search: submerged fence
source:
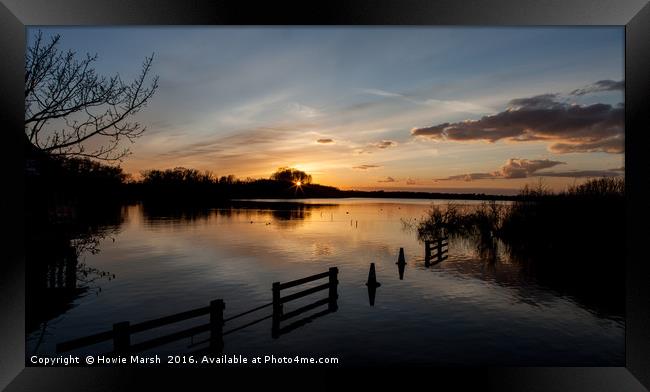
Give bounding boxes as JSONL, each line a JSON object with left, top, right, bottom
{"left": 56, "top": 268, "right": 339, "bottom": 355}
{"left": 425, "top": 237, "right": 449, "bottom": 266}
{"left": 272, "top": 267, "right": 339, "bottom": 338}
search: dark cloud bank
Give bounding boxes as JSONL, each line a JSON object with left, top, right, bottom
{"left": 412, "top": 83, "right": 624, "bottom": 154}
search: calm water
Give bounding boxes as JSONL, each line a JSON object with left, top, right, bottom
{"left": 26, "top": 198, "right": 624, "bottom": 366}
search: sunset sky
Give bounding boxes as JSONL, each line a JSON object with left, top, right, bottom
{"left": 29, "top": 27, "right": 624, "bottom": 194}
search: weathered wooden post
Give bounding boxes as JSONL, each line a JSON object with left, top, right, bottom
{"left": 272, "top": 282, "right": 282, "bottom": 339}
{"left": 328, "top": 267, "right": 339, "bottom": 312}
{"left": 437, "top": 238, "right": 443, "bottom": 263}
{"left": 425, "top": 240, "right": 431, "bottom": 263}
{"left": 209, "top": 299, "right": 225, "bottom": 353}
{"left": 113, "top": 321, "right": 130, "bottom": 354}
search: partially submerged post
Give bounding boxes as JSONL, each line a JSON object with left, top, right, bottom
{"left": 397, "top": 247, "right": 406, "bottom": 265}
{"left": 425, "top": 240, "right": 431, "bottom": 264}
{"left": 272, "top": 282, "right": 282, "bottom": 339}
{"left": 113, "top": 321, "right": 130, "bottom": 354}
{"left": 366, "top": 263, "right": 381, "bottom": 288}
{"left": 209, "top": 299, "right": 225, "bottom": 353}
{"left": 328, "top": 267, "right": 339, "bottom": 312}
{"left": 396, "top": 247, "right": 406, "bottom": 280}
{"left": 366, "top": 263, "right": 381, "bottom": 306}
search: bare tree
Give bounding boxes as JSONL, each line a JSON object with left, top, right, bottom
{"left": 25, "top": 30, "right": 159, "bottom": 161}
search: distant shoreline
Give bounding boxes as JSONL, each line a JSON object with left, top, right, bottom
{"left": 230, "top": 191, "right": 518, "bottom": 201}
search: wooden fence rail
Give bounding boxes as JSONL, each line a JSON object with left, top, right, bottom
{"left": 425, "top": 237, "right": 449, "bottom": 266}
{"left": 56, "top": 268, "right": 339, "bottom": 354}
{"left": 272, "top": 267, "right": 338, "bottom": 338}
{"left": 57, "top": 300, "right": 222, "bottom": 354}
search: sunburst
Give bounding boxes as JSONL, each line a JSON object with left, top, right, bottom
{"left": 291, "top": 180, "right": 304, "bottom": 194}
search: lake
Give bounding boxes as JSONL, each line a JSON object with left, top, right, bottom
{"left": 26, "top": 198, "right": 624, "bottom": 366}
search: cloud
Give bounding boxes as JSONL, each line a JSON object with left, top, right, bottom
{"left": 438, "top": 158, "right": 565, "bottom": 181}
{"left": 353, "top": 139, "right": 399, "bottom": 154}
{"left": 378, "top": 176, "right": 397, "bottom": 183}
{"left": 358, "top": 88, "right": 490, "bottom": 114}
{"left": 437, "top": 158, "right": 623, "bottom": 181}
{"left": 536, "top": 170, "right": 623, "bottom": 178}
{"left": 287, "top": 102, "right": 320, "bottom": 118}
{"left": 442, "top": 173, "right": 500, "bottom": 182}
{"left": 570, "top": 80, "right": 624, "bottom": 96}
{"left": 548, "top": 137, "right": 624, "bottom": 154}
{"left": 499, "top": 158, "right": 566, "bottom": 179}
{"left": 352, "top": 164, "right": 381, "bottom": 170}
{"left": 411, "top": 91, "right": 624, "bottom": 154}
{"left": 359, "top": 88, "right": 405, "bottom": 98}
{"left": 374, "top": 140, "right": 397, "bottom": 149}
{"left": 406, "top": 178, "right": 417, "bottom": 185}
{"left": 317, "top": 138, "right": 334, "bottom": 144}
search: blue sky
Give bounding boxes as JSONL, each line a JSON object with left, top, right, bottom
{"left": 28, "top": 27, "right": 624, "bottom": 192}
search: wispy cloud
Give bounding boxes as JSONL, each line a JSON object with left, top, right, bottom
{"left": 317, "top": 138, "right": 334, "bottom": 144}
{"left": 570, "top": 80, "right": 624, "bottom": 96}
{"left": 412, "top": 90, "right": 624, "bottom": 154}
{"left": 287, "top": 102, "right": 321, "bottom": 118}
{"left": 359, "top": 88, "right": 490, "bottom": 114}
{"left": 352, "top": 164, "right": 381, "bottom": 170}
{"left": 359, "top": 88, "right": 405, "bottom": 98}
{"left": 374, "top": 140, "right": 397, "bottom": 149}
{"left": 378, "top": 176, "right": 397, "bottom": 183}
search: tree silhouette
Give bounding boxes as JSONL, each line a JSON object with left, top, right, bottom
{"left": 24, "top": 30, "right": 159, "bottom": 161}
{"left": 270, "top": 167, "right": 312, "bottom": 184}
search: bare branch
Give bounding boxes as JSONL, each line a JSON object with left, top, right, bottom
{"left": 25, "top": 30, "right": 158, "bottom": 161}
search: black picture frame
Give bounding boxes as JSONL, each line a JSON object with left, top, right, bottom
{"left": 1, "top": 1, "right": 648, "bottom": 390}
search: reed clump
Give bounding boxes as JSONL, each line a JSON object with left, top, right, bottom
{"left": 415, "top": 177, "right": 625, "bottom": 315}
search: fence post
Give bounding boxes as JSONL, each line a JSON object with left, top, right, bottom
{"left": 328, "top": 267, "right": 339, "bottom": 312}
{"left": 272, "top": 282, "right": 282, "bottom": 339}
{"left": 437, "top": 239, "right": 443, "bottom": 262}
{"left": 113, "top": 321, "right": 130, "bottom": 354}
{"left": 425, "top": 240, "right": 431, "bottom": 265}
{"left": 209, "top": 299, "right": 225, "bottom": 353}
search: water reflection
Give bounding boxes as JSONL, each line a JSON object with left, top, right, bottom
{"left": 139, "top": 201, "right": 338, "bottom": 229}
{"left": 26, "top": 199, "right": 624, "bottom": 365}
{"left": 26, "top": 205, "right": 123, "bottom": 353}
